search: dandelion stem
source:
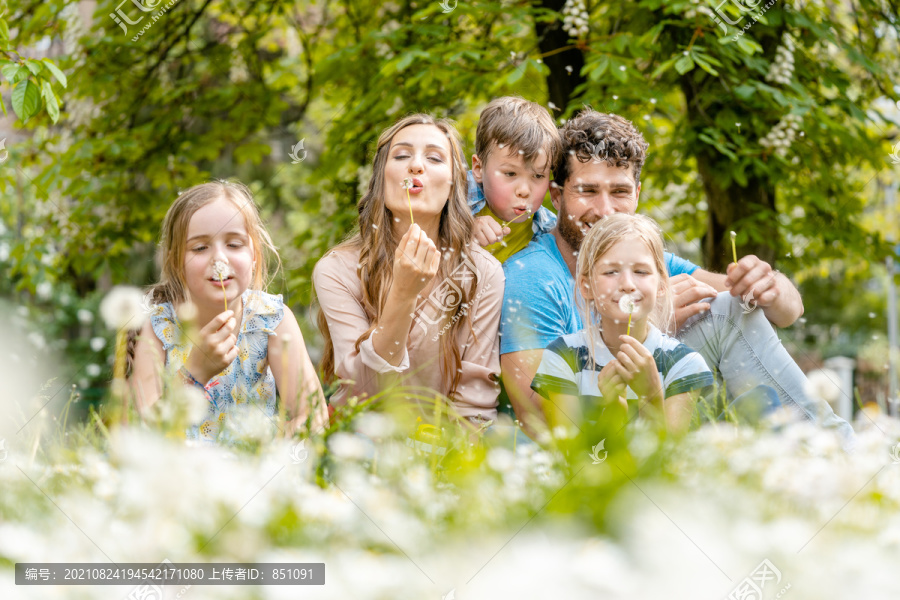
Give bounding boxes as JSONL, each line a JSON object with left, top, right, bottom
{"left": 218, "top": 273, "right": 228, "bottom": 313}
{"left": 501, "top": 209, "right": 532, "bottom": 228}
{"left": 730, "top": 231, "right": 738, "bottom": 265}
{"left": 407, "top": 188, "right": 415, "bottom": 225}
{"left": 626, "top": 313, "right": 632, "bottom": 337}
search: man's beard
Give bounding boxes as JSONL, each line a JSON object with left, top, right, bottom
{"left": 556, "top": 196, "right": 585, "bottom": 253}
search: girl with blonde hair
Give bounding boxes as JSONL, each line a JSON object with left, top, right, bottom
{"left": 531, "top": 213, "right": 713, "bottom": 434}
{"left": 130, "top": 180, "right": 327, "bottom": 441}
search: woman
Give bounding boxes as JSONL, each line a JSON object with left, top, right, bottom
{"left": 313, "top": 114, "right": 504, "bottom": 427}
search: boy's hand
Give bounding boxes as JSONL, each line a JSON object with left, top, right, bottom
{"left": 472, "top": 216, "right": 511, "bottom": 247}
{"left": 185, "top": 310, "right": 238, "bottom": 385}
{"left": 613, "top": 335, "right": 663, "bottom": 404}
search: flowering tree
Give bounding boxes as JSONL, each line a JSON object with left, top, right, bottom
{"left": 538, "top": 0, "right": 899, "bottom": 271}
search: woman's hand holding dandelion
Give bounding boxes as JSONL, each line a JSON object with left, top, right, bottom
{"left": 391, "top": 223, "right": 441, "bottom": 299}
{"left": 184, "top": 310, "right": 238, "bottom": 385}
{"left": 369, "top": 224, "right": 441, "bottom": 367}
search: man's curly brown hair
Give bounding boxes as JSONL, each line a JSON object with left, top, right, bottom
{"left": 553, "top": 110, "right": 649, "bottom": 187}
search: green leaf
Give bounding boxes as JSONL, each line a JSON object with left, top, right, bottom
{"left": 506, "top": 66, "right": 525, "bottom": 85}
{"left": 41, "top": 59, "right": 68, "bottom": 88}
{"left": 588, "top": 56, "right": 609, "bottom": 82}
{"left": 11, "top": 79, "right": 41, "bottom": 122}
{"left": 395, "top": 52, "right": 417, "bottom": 72}
{"left": 0, "top": 19, "right": 9, "bottom": 42}
{"left": 674, "top": 55, "right": 694, "bottom": 75}
{"left": 0, "top": 93, "right": 6, "bottom": 117}
{"left": 694, "top": 55, "right": 719, "bottom": 76}
{"left": 42, "top": 81, "right": 59, "bottom": 123}
{"left": 650, "top": 56, "right": 678, "bottom": 79}
{"left": 2, "top": 64, "right": 27, "bottom": 84}
{"left": 24, "top": 60, "right": 42, "bottom": 76}
{"left": 734, "top": 84, "right": 755, "bottom": 100}
{"left": 736, "top": 36, "right": 763, "bottom": 55}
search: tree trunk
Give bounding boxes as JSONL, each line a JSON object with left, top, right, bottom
{"left": 695, "top": 155, "right": 779, "bottom": 273}
{"left": 681, "top": 80, "right": 781, "bottom": 273}
{"left": 536, "top": 0, "right": 586, "bottom": 111}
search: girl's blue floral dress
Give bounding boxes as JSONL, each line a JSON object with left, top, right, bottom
{"left": 150, "top": 289, "right": 283, "bottom": 442}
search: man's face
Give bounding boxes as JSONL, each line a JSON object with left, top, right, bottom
{"left": 550, "top": 159, "right": 641, "bottom": 250}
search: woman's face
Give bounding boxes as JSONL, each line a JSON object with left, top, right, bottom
{"left": 383, "top": 124, "right": 454, "bottom": 222}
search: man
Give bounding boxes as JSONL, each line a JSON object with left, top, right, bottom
{"left": 500, "top": 110, "right": 853, "bottom": 446}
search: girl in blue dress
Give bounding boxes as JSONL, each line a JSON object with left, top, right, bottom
{"left": 129, "top": 181, "right": 326, "bottom": 442}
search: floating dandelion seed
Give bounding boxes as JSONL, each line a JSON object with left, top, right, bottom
{"left": 401, "top": 178, "right": 415, "bottom": 225}
{"left": 730, "top": 231, "right": 738, "bottom": 265}
{"left": 213, "top": 260, "right": 230, "bottom": 313}
{"left": 619, "top": 294, "right": 636, "bottom": 336}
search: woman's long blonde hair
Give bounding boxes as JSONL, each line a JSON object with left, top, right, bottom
{"left": 317, "top": 114, "right": 477, "bottom": 398}
{"left": 126, "top": 180, "right": 281, "bottom": 374}
{"left": 575, "top": 213, "right": 673, "bottom": 368}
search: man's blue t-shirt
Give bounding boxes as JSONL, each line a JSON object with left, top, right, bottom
{"left": 500, "top": 232, "right": 700, "bottom": 355}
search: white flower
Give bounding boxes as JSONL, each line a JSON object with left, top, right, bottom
{"left": 99, "top": 286, "right": 148, "bottom": 330}
{"left": 77, "top": 309, "right": 94, "bottom": 324}
{"left": 328, "top": 432, "right": 371, "bottom": 461}
{"left": 353, "top": 412, "right": 396, "bottom": 439}
{"left": 766, "top": 33, "right": 796, "bottom": 85}
{"left": 36, "top": 281, "right": 53, "bottom": 300}
{"left": 89, "top": 337, "right": 106, "bottom": 352}
{"left": 400, "top": 178, "right": 413, "bottom": 190}
{"left": 27, "top": 332, "right": 45, "bottom": 350}
{"left": 212, "top": 260, "right": 231, "bottom": 281}
{"left": 176, "top": 301, "right": 198, "bottom": 323}
{"left": 86, "top": 364, "right": 102, "bottom": 378}
{"left": 181, "top": 385, "right": 211, "bottom": 423}
{"left": 618, "top": 294, "right": 636, "bottom": 315}
{"left": 561, "top": 0, "right": 589, "bottom": 38}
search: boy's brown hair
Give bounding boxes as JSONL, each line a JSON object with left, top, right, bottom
{"left": 474, "top": 96, "right": 561, "bottom": 171}
{"left": 554, "top": 110, "right": 649, "bottom": 187}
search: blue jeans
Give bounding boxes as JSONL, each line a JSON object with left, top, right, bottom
{"left": 677, "top": 292, "right": 856, "bottom": 449}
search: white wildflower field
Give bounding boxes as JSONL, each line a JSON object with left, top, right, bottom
{"left": 4, "top": 329, "right": 900, "bottom": 600}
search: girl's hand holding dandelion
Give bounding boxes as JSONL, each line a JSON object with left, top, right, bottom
{"left": 183, "top": 310, "right": 239, "bottom": 386}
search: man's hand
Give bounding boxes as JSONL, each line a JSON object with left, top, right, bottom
{"left": 725, "top": 255, "right": 779, "bottom": 308}
{"left": 472, "top": 215, "right": 510, "bottom": 247}
{"left": 670, "top": 274, "right": 718, "bottom": 332}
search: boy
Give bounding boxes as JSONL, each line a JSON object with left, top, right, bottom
{"left": 468, "top": 96, "right": 562, "bottom": 263}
